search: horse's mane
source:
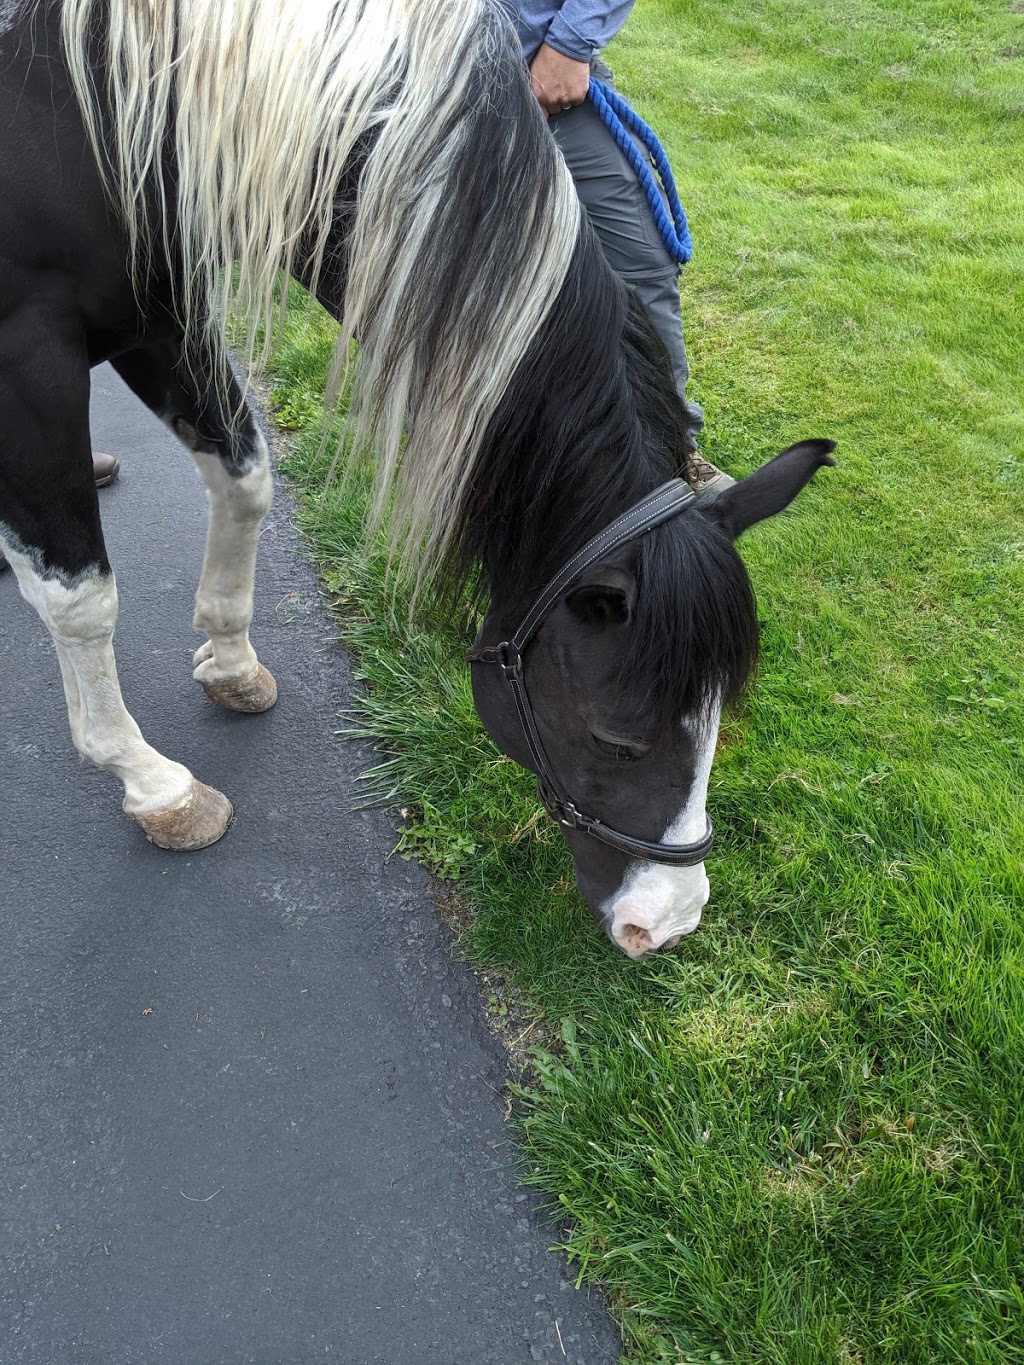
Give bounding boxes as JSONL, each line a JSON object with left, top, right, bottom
{"left": 48, "top": 0, "right": 580, "bottom": 579}
{"left": 455, "top": 225, "right": 760, "bottom": 726}
{"left": 45, "top": 0, "right": 756, "bottom": 721}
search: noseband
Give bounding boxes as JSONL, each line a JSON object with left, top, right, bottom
{"left": 469, "top": 479, "right": 715, "bottom": 867}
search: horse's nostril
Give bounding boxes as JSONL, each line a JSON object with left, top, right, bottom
{"left": 659, "top": 934, "right": 682, "bottom": 952}
{"left": 617, "top": 923, "right": 654, "bottom": 957}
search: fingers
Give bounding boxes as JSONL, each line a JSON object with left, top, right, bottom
{"left": 535, "top": 88, "right": 584, "bottom": 118}
{"left": 530, "top": 87, "right": 579, "bottom": 119}
{"left": 529, "top": 71, "right": 551, "bottom": 118}
{"left": 529, "top": 42, "right": 591, "bottom": 118}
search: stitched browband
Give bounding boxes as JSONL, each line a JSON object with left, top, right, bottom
{"left": 469, "top": 479, "right": 716, "bottom": 867}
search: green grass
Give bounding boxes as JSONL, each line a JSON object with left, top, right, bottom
{"left": 262, "top": 0, "right": 1024, "bottom": 1359}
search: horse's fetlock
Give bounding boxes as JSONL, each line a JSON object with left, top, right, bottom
{"left": 192, "top": 601, "right": 252, "bottom": 638}
{"left": 73, "top": 730, "right": 124, "bottom": 769}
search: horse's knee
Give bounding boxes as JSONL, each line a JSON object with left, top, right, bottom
{"left": 194, "top": 433, "right": 273, "bottom": 523}
{"left": 233, "top": 450, "right": 273, "bottom": 522}
{"left": 18, "top": 564, "right": 118, "bottom": 646}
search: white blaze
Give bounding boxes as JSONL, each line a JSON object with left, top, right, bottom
{"left": 604, "top": 709, "right": 721, "bottom": 959}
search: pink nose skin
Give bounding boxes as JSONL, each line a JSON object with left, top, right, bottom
{"left": 609, "top": 874, "right": 710, "bottom": 958}
{"left": 613, "top": 924, "right": 690, "bottom": 959}
{"left": 611, "top": 911, "right": 703, "bottom": 959}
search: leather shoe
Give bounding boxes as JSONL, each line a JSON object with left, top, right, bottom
{"left": 93, "top": 452, "right": 120, "bottom": 486}
{"left": 684, "top": 451, "right": 736, "bottom": 495}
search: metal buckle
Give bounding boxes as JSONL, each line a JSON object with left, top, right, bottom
{"left": 537, "top": 778, "right": 566, "bottom": 821}
{"left": 539, "top": 787, "right": 597, "bottom": 837}
{"left": 498, "top": 642, "right": 523, "bottom": 684}
{"left": 557, "top": 800, "right": 583, "bottom": 831}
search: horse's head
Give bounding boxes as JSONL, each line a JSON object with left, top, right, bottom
{"left": 472, "top": 439, "right": 834, "bottom": 958}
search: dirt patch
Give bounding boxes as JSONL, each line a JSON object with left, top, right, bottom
{"left": 254, "top": 372, "right": 557, "bottom": 1098}
{"left": 429, "top": 882, "right": 554, "bottom": 1087}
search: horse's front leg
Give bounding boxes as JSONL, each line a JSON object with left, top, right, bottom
{"left": 189, "top": 434, "right": 277, "bottom": 713}
{"left": 0, "top": 326, "right": 233, "bottom": 849}
{"left": 20, "top": 565, "right": 233, "bottom": 848}
{"left": 111, "top": 342, "right": 277, "bottom": 714}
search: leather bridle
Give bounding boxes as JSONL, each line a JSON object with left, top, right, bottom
{"left": 468, "top": 479, "right": 715, "bottom": 867}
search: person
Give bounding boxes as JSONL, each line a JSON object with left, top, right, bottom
{"left": 515, "top": 1, "right": 731, "bottom": 492}
{"left": 0, "top": 453, "right": 119, "bottom": 571}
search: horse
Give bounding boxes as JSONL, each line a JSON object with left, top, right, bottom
{"left": 0, "top": 0, "right": 833, "bottom": 958}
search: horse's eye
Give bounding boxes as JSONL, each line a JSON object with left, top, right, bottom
{"left": 591, "top": 733, "right": 649, "bottom": 762}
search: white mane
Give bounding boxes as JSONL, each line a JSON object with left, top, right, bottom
{"left": 54, "top": 0, "right": 580, "bottom": 577}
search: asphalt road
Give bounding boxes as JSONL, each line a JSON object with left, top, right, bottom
{"left": 0, "top": 366, "right": 621, "bottom": 1365}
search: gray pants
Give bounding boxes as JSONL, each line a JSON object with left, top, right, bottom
{"left": 550, "top": 85, "right": 702, "bottom": 433}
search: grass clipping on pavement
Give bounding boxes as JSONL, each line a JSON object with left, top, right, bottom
{"left": 262, "top": 0, "right": 1024, "bottom": 1359}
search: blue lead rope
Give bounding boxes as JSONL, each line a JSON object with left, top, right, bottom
{"left": 586, "top": 78, "right": 693, "bottom": 266}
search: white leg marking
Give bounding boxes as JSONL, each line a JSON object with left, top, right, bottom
{"left": 604, "top": 707, "right": 722, "bottom": 958}
{"left": 9, "top": 556, "right": 195, "bottom": 816}
{"left": 190, "top": 434, "right": 273, "bottom": 686}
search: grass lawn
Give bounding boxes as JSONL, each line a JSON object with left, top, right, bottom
{"left": 262, "top": 0, "right": 1024, "bottom": 1359}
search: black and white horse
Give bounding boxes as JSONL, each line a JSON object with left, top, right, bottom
{"left": 0, "top": 0, "right": 833, "bottom": 956}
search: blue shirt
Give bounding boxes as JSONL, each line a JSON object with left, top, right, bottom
{"left": 513, "top": 0, "right": 638, "bottom": 63}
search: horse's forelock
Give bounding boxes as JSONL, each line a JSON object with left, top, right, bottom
{"left": 453, "top": 244, "right": 759, "bottom": 727}
{"left": 630, "top": 514, "right": 759, "bottom": 730}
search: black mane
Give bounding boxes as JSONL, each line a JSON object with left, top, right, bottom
{"left": 452, "top": 223, "right": 759, "bottom": 728}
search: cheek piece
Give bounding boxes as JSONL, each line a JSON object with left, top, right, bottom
{"left": 468, "top": 479, "right": 714, "bottom": 868}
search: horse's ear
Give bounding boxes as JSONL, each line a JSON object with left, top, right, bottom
{"left": 564, "top": 565, "right": 635, "bottom": 627}
{"left": 705, "top": 439, "right": 836, "bottom": 540}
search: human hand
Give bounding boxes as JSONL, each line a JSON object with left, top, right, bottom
{"left": 528, "top": 42, "right": 591, "bottom": 118}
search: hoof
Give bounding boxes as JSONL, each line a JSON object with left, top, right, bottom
{"left": 135, "top": 780, "right": 234, "bottom": 851}
{"left": 201, "top": 663, "right": 278, "bottom": 714}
